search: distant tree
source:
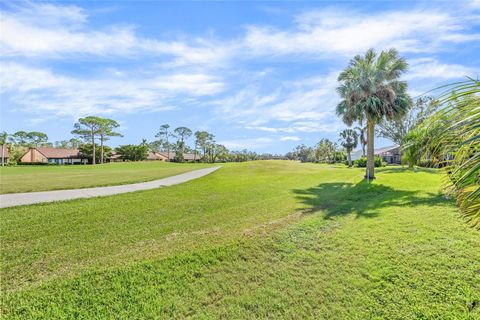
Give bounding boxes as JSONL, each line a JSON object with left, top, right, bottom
{"left": 55, "top": 138, "right": 82, "bottom": 149}
{"left": 339, "top": 129, "right": 358, "bottom": 167}
{"left": 315, "top": 139, "right": 336, "bottom": 163}
{"left": 69, "top": 138, "right": 82, "bottom": 149}
{"left": 377, "top": 96, "right": 437, "bottom": 147}
{"left": 27, "top": 132, "right": 49, "bottom": 146}
{"left": 194, "top": 131, "right": 214, "bottom": 162}
{"left": 173, "top": 127, "right": 192, "bottom": 162}
{"left": 295, "top": 144, "right": 315, "bottom": 163}
{"left": 208, "top": 144, "right": 228, "bottom": 163}
{"left": 115, "top": 143, "right": 148, "bottom": 161}
{"left": 98, "top": 118, "right": 122, "bottom": 164}
{"left": 336, "top": 48, "right": 411, "bottom": 179}
{"left": 173, "top": 127, "right": 192, "bottom": 144}
{"left": 155, "top": 124, "right": 172, "bottom": 160}
{"left": 79, "top": 144, "right": 112, "bottom": 164}
{"left": 71, "top": 116, "right": 103, "bottom": 165}
{"left": 11, "top": 131, "right": 29, "bottom": 146}
{"left": 54, "top": 140, "right": 70, "bottom": 148}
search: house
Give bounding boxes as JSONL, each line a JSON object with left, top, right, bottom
{"left": 106, "top": 151, "right": 122, "bottom": 162}
{"left": 0, "top": 145, "right": 10, "bottom": 165}
{"left": 20, "top": 147, "right": 88, "bottom": 164}
{"left": 350, "top": 145, "right": 402, "bottom": 164}
{"left": 146, "top": 151, "right": 169, "bottom": 161}
{"left": 375, "top": 145, "right": 401, "bottom": 164}
{"left": 157, "top": 152, "right": 201, "bottom": 162}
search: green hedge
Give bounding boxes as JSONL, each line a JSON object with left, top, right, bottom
{"left": 353, "top": 156, "right": 385, "bottom": 167}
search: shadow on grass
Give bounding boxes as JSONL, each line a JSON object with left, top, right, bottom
{"left": 293, "top": 180, "right": 450, "bottom": 220}
{"left": 376, "top": 166, "right": 439, "bottom": 174}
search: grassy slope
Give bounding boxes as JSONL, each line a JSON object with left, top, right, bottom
{"left": 1, "top": 161, "right": 479, "bottom": 319}
{"left": 0, "top": 161, "right": 213, "bottom": 194}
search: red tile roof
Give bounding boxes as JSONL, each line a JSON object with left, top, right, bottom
{"left": 36, "top": 147, "right": 83, "bottom": 159}
{"left": 147, "top": 151, "right": 168, "bottom": 160}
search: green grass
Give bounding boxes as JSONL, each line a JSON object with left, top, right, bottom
{"left": 1, "top": 161, "right": 479, "bottom": 319}
{"left": 0, "top": 161, "right": 213, "bottom": 194}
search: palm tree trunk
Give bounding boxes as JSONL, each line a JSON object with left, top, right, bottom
{"left": 366, "top": 120, "right": 375, "bottom": 179}
{"left": 100, "top": 135, "right": 104, "bottom": 164}
{"left": 91, "top": 131, "right": 96, "bottom": 165}
{"left": 1, "top": 145, "right": 4, "bottom": 166}
{"left": 194, "top": 142, "right": 197, "bottom": 162}
{"left": 167, "top": 136, "right": 170, "bottom": 162}
{"left": 348, "top": 150, "right": 352, "bottom": 167}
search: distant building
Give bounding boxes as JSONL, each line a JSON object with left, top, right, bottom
{"left": 375, "top": 145, "right": 401, "bottom": 164}
{"left": 350, "top": 145, "right": 401, "bottom": 165}
{"left": 20, "top": 147, "right": 88, "bottom": 165}
{"left": 146, "top": 151, "right": 169, "bottom": 161}
{"left": 157, "top": 152, "right": 201, "bottom": 162}
{"left": 106, "top": 151, "right": 199, "bottom": 162}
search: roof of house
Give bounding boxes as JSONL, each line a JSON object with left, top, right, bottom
{"left": 0, "top": 145, "right": 10, "bottom": 158}
{"left": 350, "top": 145, "right": 400, "bottom": 160}
{"left": 35, "top": 147, "right": 83, "bottom": 159}
{"left": 375, "top": 145, "right": 400, "bottom": 155}
{"left": 147, "top": 151, "right": 168, "bottom": 160}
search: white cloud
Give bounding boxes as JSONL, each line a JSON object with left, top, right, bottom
{"left": 405, "top": 58, "right": 478, "bottom": 80}
{"left": 243, "top": 8, "right": 480, "bottom": 57}
{"left": 213, "top": 72, "right": 342, "bottom": 133}
{"left": 217, "top": 137, "right": 273, "bottom": 150}
{"left": 279, "top": 136, "right": 301, "bottom": 141}
{"left": 0, "top": 2, "right": 231, "bottom": 67}
{"left": 0, "top": 63, "right": 223, "bottom": 118}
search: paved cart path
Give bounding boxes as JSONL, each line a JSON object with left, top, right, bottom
{"left": 0, "top": 166, "right": 220, "bottom": 209}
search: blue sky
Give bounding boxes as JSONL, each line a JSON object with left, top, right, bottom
{"left": 1, "top": 0, "right": 479, "bottom": 153}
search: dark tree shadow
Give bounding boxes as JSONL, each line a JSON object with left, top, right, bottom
{"left": 293, "top": 180, "right": 451, "bottom": 220}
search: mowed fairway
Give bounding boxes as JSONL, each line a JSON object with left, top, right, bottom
{"left": 0, "top": 161, "right": 214, "bottom": 194}
{"left": 1, "top": 161, "right": 479, "bottom": 319}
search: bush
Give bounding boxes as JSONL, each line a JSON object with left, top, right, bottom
{"left": 17, "top": 162, "right": 57, "bottom": 166}
{"left": 354, "top": 156, "right": 384, "bottom": 168}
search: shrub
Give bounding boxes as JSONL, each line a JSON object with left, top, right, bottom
{"left": 17, "top": 162, "right": 57, "bottom": 166}
{"left": 354, "top": 156, "right": 384, "bottom": 168}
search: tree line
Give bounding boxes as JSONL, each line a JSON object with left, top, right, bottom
{"left": 0, "top": 117, "right": 281, "bottom": 165}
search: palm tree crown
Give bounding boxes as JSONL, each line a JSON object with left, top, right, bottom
{"left": 336, "top": 48, "right": 412, "bottom": 179}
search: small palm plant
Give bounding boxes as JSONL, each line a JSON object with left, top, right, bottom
{"left": 339, "top": 129, "right": 358, "bottom": 167}
{"left": 336, "top": 48, "right": 412, "bottom": 179}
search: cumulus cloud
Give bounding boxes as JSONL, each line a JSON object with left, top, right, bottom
{"left": 279, "top": 136, "right": 301, "bottom": 141}
{"left": 0, "top": 2, "right": 231, "bottom": 67}
{"left": 405, "top": 58, "right": 478, "bottom": 80}
{"left": 217, "top": 137, "right": 273, "bottom": 150}
{"left": 0, "top": 63, "right": 223, "bottom": 119}
{"left": 244, "top": 8, "right": 480, "bottom": 57}
{"left": 1, "top": 1, "right": 479, "bottom": 147}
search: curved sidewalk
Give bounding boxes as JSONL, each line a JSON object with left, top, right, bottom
{"left": 0, "top": 166, "right": 220, "bottom": 209}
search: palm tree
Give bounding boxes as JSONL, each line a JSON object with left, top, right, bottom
{"left": 355, "top": 123, "right": 367, "bottom": 156}
{"left": 336, "top": 48, "right": 411, "bottom": 179}
{"left": 410, "top": 78, "right": 479, "bottom": 228}
{"left": 339, "top": 129, "right": 358, "bottom": 167}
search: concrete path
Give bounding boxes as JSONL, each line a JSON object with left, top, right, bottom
{"left": 0, "top": 166, "right": 220, "bottom": 209}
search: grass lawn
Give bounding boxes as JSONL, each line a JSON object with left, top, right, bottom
{"left": 0, "top": 161, "right": 214, "bottom": 194}
{"left": 1, "top": 161, "right": 479, "bottom": 319}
